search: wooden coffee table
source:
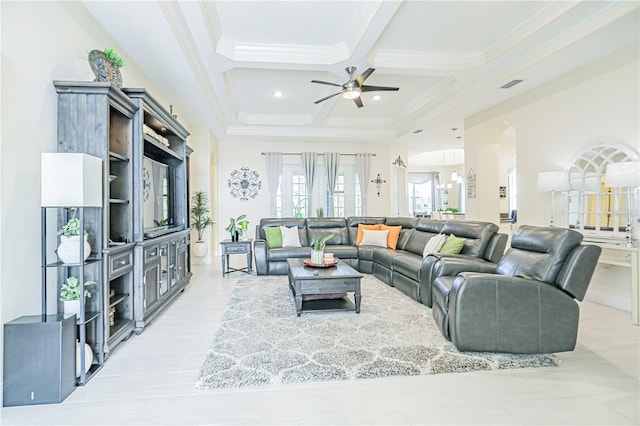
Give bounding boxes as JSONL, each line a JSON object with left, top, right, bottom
{"left": 286, "top": 258, "right": 363, "bottom": 316}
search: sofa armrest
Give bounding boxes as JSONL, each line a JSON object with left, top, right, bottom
{"left": 434, "top": 256, "right": 498, "bottom": 277}
{"left": 446, "top": 273, "right": 579, "bottom": 353}
{"left": 254, "top": 239, "right": 269, "bottom": 275}
{"left": 419, "top": 254, "right": 497, "bottom": 307}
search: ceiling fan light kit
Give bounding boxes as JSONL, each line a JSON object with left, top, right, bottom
{"left": 312, "top": 67, "right": 398, "bottom": 108}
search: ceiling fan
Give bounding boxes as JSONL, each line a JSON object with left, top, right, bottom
{"left": 311, "top": 67, "right": 399, "bottom": 108}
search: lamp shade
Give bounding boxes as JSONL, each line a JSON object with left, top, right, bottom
{"left": 41, "top": 153, "right": 103, "bottom": 207}
{"left": 605, "top": 161, "right": 640, "bottom": 188}
{"left": 537, "top": 171, "right": 570, "bottom": 192}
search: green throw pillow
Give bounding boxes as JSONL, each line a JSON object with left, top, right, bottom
{"left": 440, "top": 234, "right": 465, "bottom": 254}
{"left": 263, "top": 226, "right": 282, "bottom": 248}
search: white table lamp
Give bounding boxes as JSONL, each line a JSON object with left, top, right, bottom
{"left": 605, "top": 161, "right": 640, "bottom": 247}
{"left": 41, "top": 153, "right": 103, "bottom": 207}
{"left": 537, "top": 171, "right": 570, "bottom": 227}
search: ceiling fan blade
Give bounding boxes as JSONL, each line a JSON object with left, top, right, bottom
{"left": 311, "top": 80, "right": 342, "bottom": 87}
{"left": 314, "top": 92, "right": 341, "bottom": 104}
{"left": 361, "top": 85, "right": 399, "bottom": 92}
{"left": 353, "top": 97, "right": 364, "bottom": 108}
{"left": 355, "top": 68, "right": 375, "bottom": 85}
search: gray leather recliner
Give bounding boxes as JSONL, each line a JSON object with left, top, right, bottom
{"left": 432, "top": 225, "right": 602, "bottom": 354}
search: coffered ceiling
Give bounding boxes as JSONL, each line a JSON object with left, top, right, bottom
{"left": 81, "top": 1, "right": 639, "bottom": 164}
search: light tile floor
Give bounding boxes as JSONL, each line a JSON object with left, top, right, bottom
{"left": 2, "top": 259, "right": 639, "bottom": 425}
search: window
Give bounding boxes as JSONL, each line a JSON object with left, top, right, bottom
{"left": 408, "top": 173, "right": 435, "bottom": 216}
{"left": 278, "top": 162, "right": 362, "bottom": 218}
{"left": 567, "top": 145, "right": 638, "bottom": 235}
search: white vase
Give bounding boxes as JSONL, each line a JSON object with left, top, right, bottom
{"left": 63, "top": 300, "right": 80, "bottom": 319}
{"left": 311, "top": 250, "right": 324, "bottom": 265}
{"left": 193, "top": 241, "right": 208, "bottom": 258}
{"left": 76, "top": 341, "right": 93, "bottom": 377}
{"left": 57, "top": 235, "right": 91, "bottom": 264}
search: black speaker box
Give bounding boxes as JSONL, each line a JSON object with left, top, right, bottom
{"left": 3, "top": 315, "right": 76, "bottom": 406}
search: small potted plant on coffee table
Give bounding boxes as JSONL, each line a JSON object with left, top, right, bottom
{"left": 311, "top": 233, "right": 333, "bottom": 265}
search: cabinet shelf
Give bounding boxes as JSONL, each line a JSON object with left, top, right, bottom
{"left": 109, "top": 151, "right": 129, "bottom": 162}
{"left": 75, "top": 310, "right": 101, "bottom": 326}
{"left": 109, "top": 198, "right": 129, "bottom": 204}
{"left": 109, "top": 293, "right": 129, "bottom": 308}
{"left": 144, "top": 135, "right": 180, "bottom": 161}
{"left": 45, "top": 257, "right": 101, "bottom": 268}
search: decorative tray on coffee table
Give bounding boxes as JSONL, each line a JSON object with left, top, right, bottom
{"left": 303, "top": 258, "right": 337, "bottom": 268}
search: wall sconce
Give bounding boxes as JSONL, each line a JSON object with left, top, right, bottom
{"left": 371, "top": 173, "right": 386, "bottom": 197}
{"left": 392, "top": 156, "right": 406, "bottom": 168}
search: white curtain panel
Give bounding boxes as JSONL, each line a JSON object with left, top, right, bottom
{"left": 264, "top": 152, "right": 283, "bottom": 217}
{"left": 356, "top": 153, "right": 372, "bottom": 215}
{"left": 324, "top": 152, "right": 340, "bottom": 216}
{"left": 301, "top": 152, "right": 318, "bottom": 217}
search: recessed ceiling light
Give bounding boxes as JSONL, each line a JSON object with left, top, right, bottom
{"left": 274, "top": 91, "right": 283, "bottom": 98}
{"left": 373, "top": 95, "right": 381, "bottom": 101}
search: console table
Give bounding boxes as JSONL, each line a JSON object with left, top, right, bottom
{"left": 220, "top": 239, "right": 253, "bottom": 277}
{"left": 586, "top": 238, "right": 639, "bottom": 325}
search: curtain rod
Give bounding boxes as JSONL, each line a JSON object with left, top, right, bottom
{"left": 261, "top": 152, "right": 375, "bottom": 156}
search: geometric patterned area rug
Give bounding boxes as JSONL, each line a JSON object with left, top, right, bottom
{"left": 196, "top": 275, "right": 557, "bottom": 389}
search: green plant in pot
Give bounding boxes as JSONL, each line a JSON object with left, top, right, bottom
{"left": 60, "top": 276, "right": 96, "bottom": 319}
{"left": 190, "top": 191, "right": 213, "bottom": 257}
{"left": 310, "top": 233, "right": 334, "bottom": 265}
{"left": 225, "top": 214, "right": 246, "bottom": 241}
{"left": 57, "top": 212, "right": 91, "bottom": 264}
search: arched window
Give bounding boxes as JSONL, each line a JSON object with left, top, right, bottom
{"left": 567, "top": 145, "right": 638, "bottom": 235}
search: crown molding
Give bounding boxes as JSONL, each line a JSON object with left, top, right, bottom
{"left": 226, "top": 124, "right": 396, "bottom": 140}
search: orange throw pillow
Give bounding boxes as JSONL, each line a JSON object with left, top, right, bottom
{"left": 356, "top": 224, "right": 382, "bottom": 245}
{"left": 381, "top": 224, "right": 402, "bottom": 249}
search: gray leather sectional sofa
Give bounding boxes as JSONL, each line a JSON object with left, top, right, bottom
{"left": 254, "top": 216, "right": 507, "bottom": 306}
{"left": 254, "top": 217, "right": 603, "bottom": 355}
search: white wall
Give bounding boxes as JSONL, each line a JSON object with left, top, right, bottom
{"left": 215, "top": 140, "right": 393, "bottom": 255}
{"left": 466, "top": 45, "right": 639, "bottom": 228}
{"left": 464, "top": 44, "right": 639, "bottom": 311}
{"left": 188, "top": 127, "right": 217, "bottom": 264}
{"left": 0, "top": 2, "right": 193, "bottom": 396}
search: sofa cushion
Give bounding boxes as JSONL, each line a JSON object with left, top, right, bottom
{"left": 441, "top": 220, "right": 498, "bottom": 257}
{"left": 372, "top": 247, "right": 398, "bottom": 268}
{"left": 423, "top": 234, "right": 447, "bottom": 257}
{"left": 404, "top": 229, "right": 438, "bottom": 256}
{"left": 306, "top": 218, "right": 349, "bottom": 246}
{"left": 380, "top": 224, "right": 402, "bottom": 249}
{"left": 258, "top": 218, "right": 308, "bottom": 246}
{"left": 281, "top": 226, "right": 302, "bottom": 247}
{"left": 325, "top": 245, "right": 359, "bottom": 259}
{"left": 440, "top": 234, "right": 465, "bottom": 254}
{"left": 356, "top": 245, "right": 381, "bottom": 261}
{"left": 263, "top": 226, "right": 282, "bottom": 248}
{"left": 268, "top": 247, "right": 311, "bottom": 261}
{"left": 360, "top": 229, "right": 389, "bottom": 247}
{"left": 384, "top": 217, "right": 419, "bottom": 250}
{"left": 496, "top": 225, "right": 583, "bottom": 283}
{"left": 392, "top": 252, "right": 423, "bottom": 281}
{"left": 356, "top": 224, "right": 382, "bottom": 245}
{"left": 347, "top": 217, "right": 386, "bottom": 245}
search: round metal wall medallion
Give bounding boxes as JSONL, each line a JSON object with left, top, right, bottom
{"left": 228, "top": 167, "right": 261, "bottom": 201}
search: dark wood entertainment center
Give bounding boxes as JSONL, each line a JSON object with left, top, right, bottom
{"left": 53, "top": 81, "right": 192, "bottom": 363}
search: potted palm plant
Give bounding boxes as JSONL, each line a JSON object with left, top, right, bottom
{"left": 57, "top": 210, "right": 91, "bottom": 264}
{"left": 190, "top": 191, "right": 213, "bottom": 257}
